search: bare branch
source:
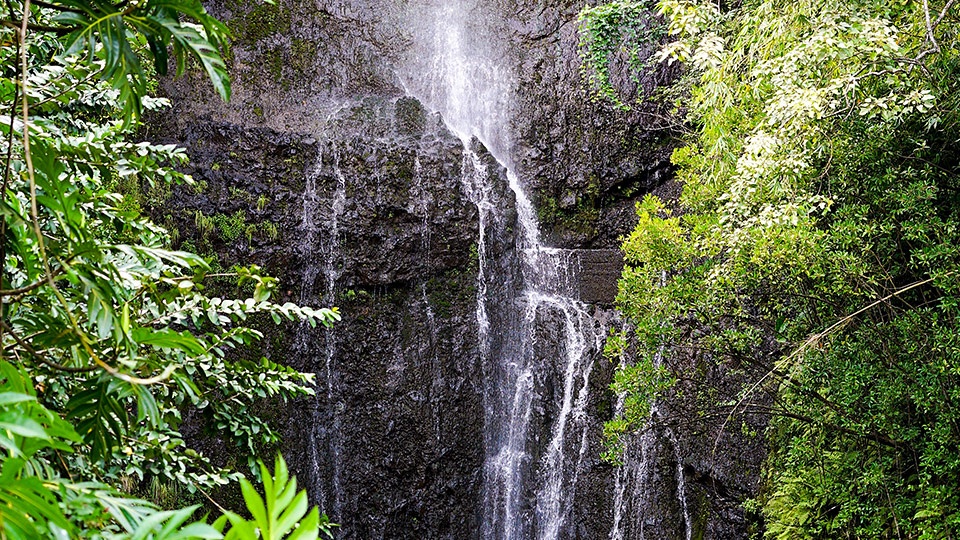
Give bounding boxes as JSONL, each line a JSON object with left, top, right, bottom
{"left": 923, "top": 0, "right": 939, "bottom": 53}
{"left": 915, "top": 0, "right": 956, "bottom": 63}
{"left": 1, "top": 18, "right": 73, "bottom": 33}
{"left": 0, "top": 268, "right": 64, "bottom": 297}
{"left": 934, "top": 0, "right": 958, "bottom": 29}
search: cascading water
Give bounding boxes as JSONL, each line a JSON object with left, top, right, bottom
{"left": 609, "top": 392, "right": 631, "bottom": 540}
{"left": 606, "top": 388, "right": 695, "bottom": 540}
{"left": 399, "top": 2, "right": 611, "bottom": 538}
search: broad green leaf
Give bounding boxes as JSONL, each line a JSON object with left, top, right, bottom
{"left": 239, "top": 478, "right": 268, "bottom": 530}
{"left": 132, "top": 327, "right": 207, "bottom": 354}
{"left": 286, "top": 508, "right": 321, "bottom": 540}
{"left": 0, "top": 416, "right": 50, "bottom": 440}
{"left": 0, "top": 393, "right": 36, "bottom": 407}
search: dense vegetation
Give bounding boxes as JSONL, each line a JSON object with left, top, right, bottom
{"left": 0, "top": 0, "right": 337, "bottom": 536}
{"left": 582, "top": 0, "right": 960, "bottom": 537}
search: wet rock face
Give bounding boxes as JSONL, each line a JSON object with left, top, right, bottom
{"left": 607, "top": 344, "right": 770, "bottom": 540}
{"left": 502, "top": 0, "right": 680, "bottom": 248}
{"left": 151, "top": 0, "right": 761, "bottom": 539}
{"left": 151, "top": 64, "right": 489, "bottom": 537}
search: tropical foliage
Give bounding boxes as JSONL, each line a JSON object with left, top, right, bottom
{"left": 583, "top": 0, "right": 960, "bottom": 537}
{"left": 0, "top": 0, "right": 338, "bottom": 536}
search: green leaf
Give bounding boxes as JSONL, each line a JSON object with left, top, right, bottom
{"left": 0, "top": 393, "right": 37, "bottom": 407}
{"left": 150, "top": 16, "right": 231, "bottom": 101}
{"left": 66, "top": 378, "right": 130, "bottom": 460}
{"left": 133, "top": 327, "right": 207, "bottom": 355}
{"left": 286, "top": 509, "right": 320, "bottom": 540}
{"left": 0, "top": 477, "right": 74, "bottom": 537}
{"left": 0, "top": 416, "right": 50, "bottom": 440}
{"left": 239, "top": 478, "right": 268, "bottom": 531}
{"left": 275, "top": 490, "right": 308, "bottom": 538}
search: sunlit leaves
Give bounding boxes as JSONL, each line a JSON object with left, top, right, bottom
{"left": 590, "top": 0, "right": 960, "bottom": 535}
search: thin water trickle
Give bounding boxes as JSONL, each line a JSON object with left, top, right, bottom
{"left": 609, "top": 392, "right": 630, "bottom": 540}
{"left": 669, "top": 427, "right": 694, "bottom": 540}
{"left": 607, "top": 271, "right": 692, "bottom": 540}
{"left": 459, "top": 151, "right": 492, "bottom": 357}
{"left": 323, "top": 157, "right": 347, "bottom": 520}
{"left": 299, "top": 154, "right": 326, "bottom": 510}
{"left": 300, "top": 148, "right": 348, "bottom": 521}
{"left": 532, "top": 293, "right": 591, "bottom": 540}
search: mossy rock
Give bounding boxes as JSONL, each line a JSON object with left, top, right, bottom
{"left": 395, "top": 97, "right": 427, "bottom": 137}
{"left": 228, "top": 3, "right": 291, "bottom": 44}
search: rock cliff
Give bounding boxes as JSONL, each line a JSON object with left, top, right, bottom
{"left": 147, "top": 1, "right": 762, "bottom": 538}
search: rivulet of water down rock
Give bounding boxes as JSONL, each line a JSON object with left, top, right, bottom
{"left": 298, "top": 146, "right": 348, "bottom": 520}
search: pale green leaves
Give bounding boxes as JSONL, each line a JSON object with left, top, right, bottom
{"left": 653, "top": 0, "right": 720, "bottom": 63}
{"left": 622, "top": 194, "right": 690, "bottom": 269}
{"left": 602, "top": 0, "right": 960, "bottom": 536}
{"left": 159, "top": 19, "right": 231, "bottom": 101}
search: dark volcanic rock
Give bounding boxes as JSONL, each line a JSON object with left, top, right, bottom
{"left": 575, "top": 249, "right": 623, "bottom": 304}
{"left": 151, "top": 61, "right": 488, "bottom": 537}
{"left": 505, "top": 1, "right": 681, "bottom": 248}
{"left": 149, "top": 0, "right": 762, "bottom": 539}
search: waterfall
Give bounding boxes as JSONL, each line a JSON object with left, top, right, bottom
{"left": 669, "top": 428, "right": 694, "bottom": 540}
{"left": 398, "top": 2, "right": 611, "bottom": 538}
{"left": 607, "top": 394, "right": 694, "bottom": 540}
{"left": 532, "top": 293, "right": 602, "bottom": 540}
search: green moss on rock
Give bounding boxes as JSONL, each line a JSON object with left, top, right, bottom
{"left": 229, "top": 3, "right": 291, "bottom": 44}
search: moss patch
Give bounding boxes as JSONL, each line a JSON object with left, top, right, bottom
{"left": 228, "top": 3, "right": 291, "bottom": 44}
{"left": 290, "top": 38, "right": 318, "bottom": 73}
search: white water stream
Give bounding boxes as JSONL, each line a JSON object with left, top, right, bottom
{"left": 399, "top": 2, "right": 610, "bottom": 538}
{"left": 607, "top": 276, "right": 694, "bottom": 540}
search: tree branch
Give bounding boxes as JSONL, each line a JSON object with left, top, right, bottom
{"left": 1, "top": 18, "right": 73, "bottom": 33}
{"left": 915, "top": 0, "right": 956, "bottom": 62}
{"left": 736, "top": 403, "right": 904, "bottom": 449}
{"left": 0, "top": 268, "right": 64, "bottom": 297}
{"left": 0, "top": 319, "right": 97, "bottom": 373}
